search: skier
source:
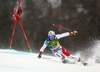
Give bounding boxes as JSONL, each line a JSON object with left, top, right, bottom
{"left": 13, "top": 6, "right": 22, "bottom": 21}
{"left": 38, "top": 30, "right": 87, "bottom": 65}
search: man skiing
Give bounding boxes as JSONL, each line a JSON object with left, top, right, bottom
{"left": 38, "top": 30, "right": 87, "bottom": 65}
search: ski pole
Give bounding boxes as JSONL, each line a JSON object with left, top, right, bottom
{"left": 41, "top": 57, "right": 51, "bottom": 59}
{"left": 9, "top": 21, "right": 17, "bottom": 50}
{"left": 53, "top": 24, "right": 71, "bottom": 31}
{"left": 19, "top": 20, "right": 32, "bottom": 53}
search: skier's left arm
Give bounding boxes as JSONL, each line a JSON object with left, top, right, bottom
{"left": 56, "top": 31, "right": 78, "bottom": 39}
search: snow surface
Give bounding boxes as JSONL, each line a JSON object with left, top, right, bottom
{"left": 0, "top": 49, "right": 100, "bottom": 72}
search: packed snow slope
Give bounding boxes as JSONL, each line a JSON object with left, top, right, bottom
{"left": 0, "top": 49, "right": 100, "bottom": 72}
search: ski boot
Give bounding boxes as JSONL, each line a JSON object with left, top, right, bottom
{"left": 61, "top": 57, "right": 67, "bottom": 63}
{"left": 78, "top": 58, "right": 88, "bottom": 66}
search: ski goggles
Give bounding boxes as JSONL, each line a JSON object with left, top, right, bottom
{"left": 49, "top": 35, "right": 55, "bottom": 39}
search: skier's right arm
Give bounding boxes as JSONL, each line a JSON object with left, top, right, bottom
{"left": 38, "top": 41, "right": 47, "bottom": 58}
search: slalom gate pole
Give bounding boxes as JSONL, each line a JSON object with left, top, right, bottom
{"left": 9, "top": 21, "right": 17, "bottom": 50}
{"left": 53, "top": 24, "right": 71, "bottom": 31}
{"left": 19, "top": 20, "right": 32, "bottom": 53}
{"left": 19, "top": 0, "right": 21, "bottom": 6}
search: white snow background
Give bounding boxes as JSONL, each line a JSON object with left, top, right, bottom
{"left": 0, "top": 40, "right": 100, "bottom": 72}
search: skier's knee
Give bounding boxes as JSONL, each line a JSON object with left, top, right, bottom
{"left": 53, "top": 52, "right": 62, "bottom": 58}
{"left": 62, "top": 46, "right": 71, "bottom": 56}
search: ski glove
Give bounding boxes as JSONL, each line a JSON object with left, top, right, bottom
{"left": 38, "top": 53, "right": 42, "bottom": 58}
{"left": 71, "top": 31, "right": 78, "bottom": 35}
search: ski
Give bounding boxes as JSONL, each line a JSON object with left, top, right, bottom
{"left": 41, "top": 57, "right": 76, "bottom": 64}
{"left": 79, "top": 58, "right": 88, "bottom": 66}
{"left": 41, "top": 56, "right": 87, "bottom": 66}
{"left": 41, "top": 57, "right": 51, "bottom": 59}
